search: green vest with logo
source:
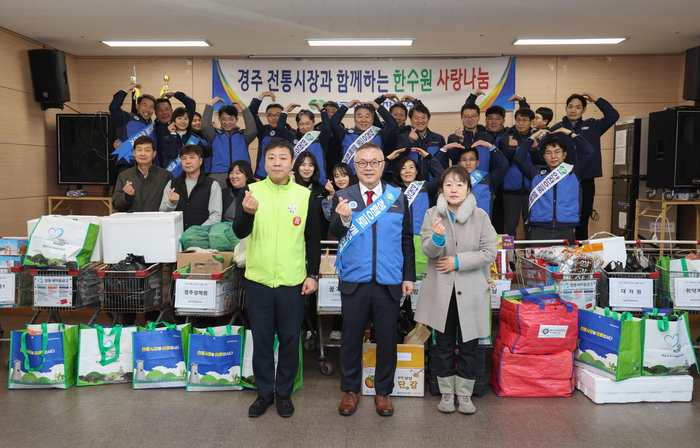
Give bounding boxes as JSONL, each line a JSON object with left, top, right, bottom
{"left": 245, "top": 178, "right": 310, "bottom": 288}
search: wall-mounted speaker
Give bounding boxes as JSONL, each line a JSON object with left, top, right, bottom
{"left": 57, "top": 114, "right": 115, "bottom": 185}
{"left": 683, "top": 46, "right": 700, "bottom": 101}
{"left": 28, "top": 49, "right": 71, "bottom": 109}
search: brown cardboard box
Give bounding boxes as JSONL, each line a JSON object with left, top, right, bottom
{"left": 176, "top": 250, "right": 234, "bottom": 274}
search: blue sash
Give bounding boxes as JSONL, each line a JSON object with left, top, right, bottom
{"left": 166, "top": 135, "right": 201, "bottom": 178}
{"left": 469, "top": 169, "right": 486, "bottom": 187}
{"left": 336, "top": 184, "right": 402, "bottom": 272}
{"left": 112, "top": 123, "right": 155, "bottom": 162}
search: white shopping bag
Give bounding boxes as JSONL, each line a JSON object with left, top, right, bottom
{"left": 25, "top": 216, "right": 99, "bottom": 269}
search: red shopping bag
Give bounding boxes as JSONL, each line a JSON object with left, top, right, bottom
{"left": 498, "top": 289, "right": 578, "bottom": 354}
{"left": 490, "top": 340, "right": 574, "bottom": 397}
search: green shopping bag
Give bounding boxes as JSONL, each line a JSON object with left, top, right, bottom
{"left": 24, "top": 215, "right": 99, "bottom": 269}
{"left": 574, "top": 307, "right": 643, "bottom": 381}
{"left": 77, "top": 324, "right": 138, "bottom": 386}
{"left": 642, "top": 309, "right": 699, "bottom": 376}
{"left": 240, "top": 329, "right": 304, "bottom": 393}
{"left": 8, "top": 323, "right": 79, "bottom": 389}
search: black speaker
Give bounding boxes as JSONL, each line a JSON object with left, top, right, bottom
{"left": 57, "top": 114, "right": 115, "bottom": 185}
{"left": 646, "top": 108, "right": 700, "bottom": 189}
{"left": 28, "top": 49, "right": 71, "bottom": 108}
{"left": 684, "top": 46, "right": 700, "bottom": 101}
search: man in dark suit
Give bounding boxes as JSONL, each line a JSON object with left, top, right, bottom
{"left": 330, "top": 142, "right": 415, "bottom": 417}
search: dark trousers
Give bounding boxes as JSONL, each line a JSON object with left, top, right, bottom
{"left": 434, "top": 291, "right": 478, "bottom": 379}
{"left": 245, "top": 279, "right": 304, "bottom": 397}
{"left": 503, "top": 192, "right": 529, "bottom": 238}
{"left": 576, "top": 178, "right": 595, "bottom": 240}
{"left": 340, "top": 280, "right": 400, "bottom": 396}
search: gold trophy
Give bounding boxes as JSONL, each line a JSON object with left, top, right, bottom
{"left": 160, "top": 75, "right": 170, "bottom": 98}
{"left": 131, "top": 66, "right": 140, "bottom": 100}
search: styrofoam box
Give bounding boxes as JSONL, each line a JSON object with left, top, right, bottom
{"left": 28, "top": 216, "right": 103, "bottom": 262}
{"left": 101, "top": 212, "right": 183, "bottom": 263}
{"left": 574, "top": 366, "right": 693, "bottom": 404}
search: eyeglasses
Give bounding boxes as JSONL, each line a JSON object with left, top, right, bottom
{"left": 544, "top": 149, "right": 563, "bottom": 156}
{"left": 462, "top": 114, "right": 478, "bottom": 120}
{"left": 515, "top": 118, "right": 531, "bottom": 123}
{"left": 267, "top": 113, "right": 281, "bottom": 118}
{"left": 354, "top": 160, "right": 384, "bottom": 169}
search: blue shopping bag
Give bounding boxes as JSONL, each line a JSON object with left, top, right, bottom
{"left": 187, "top": 326, "right": 243, "bottom": 392}
{"left": 8, "top": 323, "right": 78, "bottom": 389}
{"left": 132, "top": 322, "right": 190, "bottom": 389}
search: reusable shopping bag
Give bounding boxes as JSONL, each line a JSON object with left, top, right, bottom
{"left": 77, "top": 324, "right": 138, "bottom": 386}
{"left": 8, "top": 323, "right": 78, "bottom": 389}
{"left": 498, "top": 288, "right": 578, "bottom": 355}
{"left": 574, "top": 307, "right": 643, "bottom": 381}
{"left": 24, "top": 216, "right": 99, "bottom": 269}
{"left": 240, "top": 329, "right": 304, "bottom": 393}
{"left": 490, "top": 340, "right": 574, "bottom": 397}
{"left": 131, "top": 322, "right": 191, "bottom": 389}
{"left": 641, "top": 309, "right": 698, "bottom": 376}
{"left": 187, "top": 325, "right": 244, "bottom": 391}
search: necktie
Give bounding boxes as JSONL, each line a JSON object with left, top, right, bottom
{"left": 366, "top": 190, "right": 374, "bottom": 206}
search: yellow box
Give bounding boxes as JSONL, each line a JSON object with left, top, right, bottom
{"left": 361, "top": 342, "right": 424, "bottom": 397}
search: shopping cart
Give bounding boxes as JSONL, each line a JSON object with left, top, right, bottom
{"left": 93, "top": 263, "right": 175, "bottom": 325}
{"left": 515, "top": 247, "right": 601, "bottom": 311}
{"left": 29, "top": 262, "right": 102, "bottom": 324}
{"left": 173, "top": 264, "right": 246, "bottom": 326}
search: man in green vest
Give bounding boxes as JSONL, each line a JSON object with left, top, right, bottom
{"left": 233, "top": 137, "right": 321, "bottom": 418}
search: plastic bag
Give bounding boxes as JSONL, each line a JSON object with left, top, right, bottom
{"left": 208, "top": 222, "right": 240, "bottom": 252}
{"left": 180, "top": 226, "right": 210, "bottom": 251}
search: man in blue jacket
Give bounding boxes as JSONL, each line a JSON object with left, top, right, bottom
{"left": 514, "top": 129, "right": 594, "bottom": 242}
{"left": 330, "top": 143, "right": 415, "bottom": 418}
{"left": 395, "top": 101, "right": 447, "bottom": 181}
{"left": 109, "top": 83, "right": 157, "bottom": 172}
{"left": 549, "top": 92, "right": 619, "bottom": 239}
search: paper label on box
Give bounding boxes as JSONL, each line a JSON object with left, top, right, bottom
{"left": 538, "top": 325, "right": 568, "bottom": 338}
{"left": 397, "top": 352, "right": 412, "bottom": 362}
{"left": 490, "top": 279, "right": 512, "bottom": 309}
{"left": 175, "top": 279, "right": 217, "bottom": 308}
{"left": 609, "top": 278, "right": 653, "bottom": 308}
{"left": 0, "top": 274, "right": 16, "bottom": 304}
{"left": 33, "top": 276, "right": 73, "bottom": 307}
{"left": 318, "top": 277, "right": 341, "bottom": 309}
{"left": 557, "top": 280, "right": 596, "bottom": 310}
{"left": 673, "top": 278, "right": 700, "bottom": 307}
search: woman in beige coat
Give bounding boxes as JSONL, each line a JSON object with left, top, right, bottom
{"left": 415, "top": 166, "right": 497, "bottom": 414}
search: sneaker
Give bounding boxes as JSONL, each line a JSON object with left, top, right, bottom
{"left": 248, "top": 395, "right": 274, "bottom": 418}
{"left": 329, "top": 331, "right": 342, "bottom": 341}
{"left": 276, "top": 395, "right": 295, "bottom": 418}
{"left": 438, "top": 393, "right": 455, "bottom": 413}
{"left": 457, "top": 396, "right": 476, "bottom": 414}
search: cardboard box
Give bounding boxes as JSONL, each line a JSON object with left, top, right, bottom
{"left": 0, "top": 237, "right": 27, "bottom": 256}
{"left": 574, "top": 366, "right": 693, "bottom": 404}
{"left": 177, "top": 250, "right": 234, "bottom": 274}
{"left": 362, "top": 337, "right": 424, "bottom": 397}
{"left": 101, "top": 212, "right": 183, "bottom": 263}
{"left": 28, "top": 216, "right": 103, "bottom": 262}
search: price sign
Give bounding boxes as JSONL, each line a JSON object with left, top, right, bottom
{"left": 609, "top": 278, "right": 653, "bottom": 308}
{"left": 489, "top": 279, "right": 512, "bottom": 309}
{"left": 175, "top": 279, "right": 216, "bottom": 308}
{"left": 0, "top": 274, "right": 16, "bottom": 305}
{"left": 673, "top": 277, "right": 700, "bottom": 308}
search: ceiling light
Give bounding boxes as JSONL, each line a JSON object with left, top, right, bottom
{"left": 306, "top": 38, "right": 414, "bottom": 47}
{"left": 101, "top": 40, "right": 211, "bottom": 47}
{"left": 513, "top": 38, "right": 626, "bottom": 45}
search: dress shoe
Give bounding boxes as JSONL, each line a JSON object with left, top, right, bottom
{"left": 374, "top": 395, "right": 394, "bottom": 416}
{"left": 338, "top": 391, "right": 359, "bottom": 416}
{"left": 248, "top": 395, "right": 274, "bottom": 418}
